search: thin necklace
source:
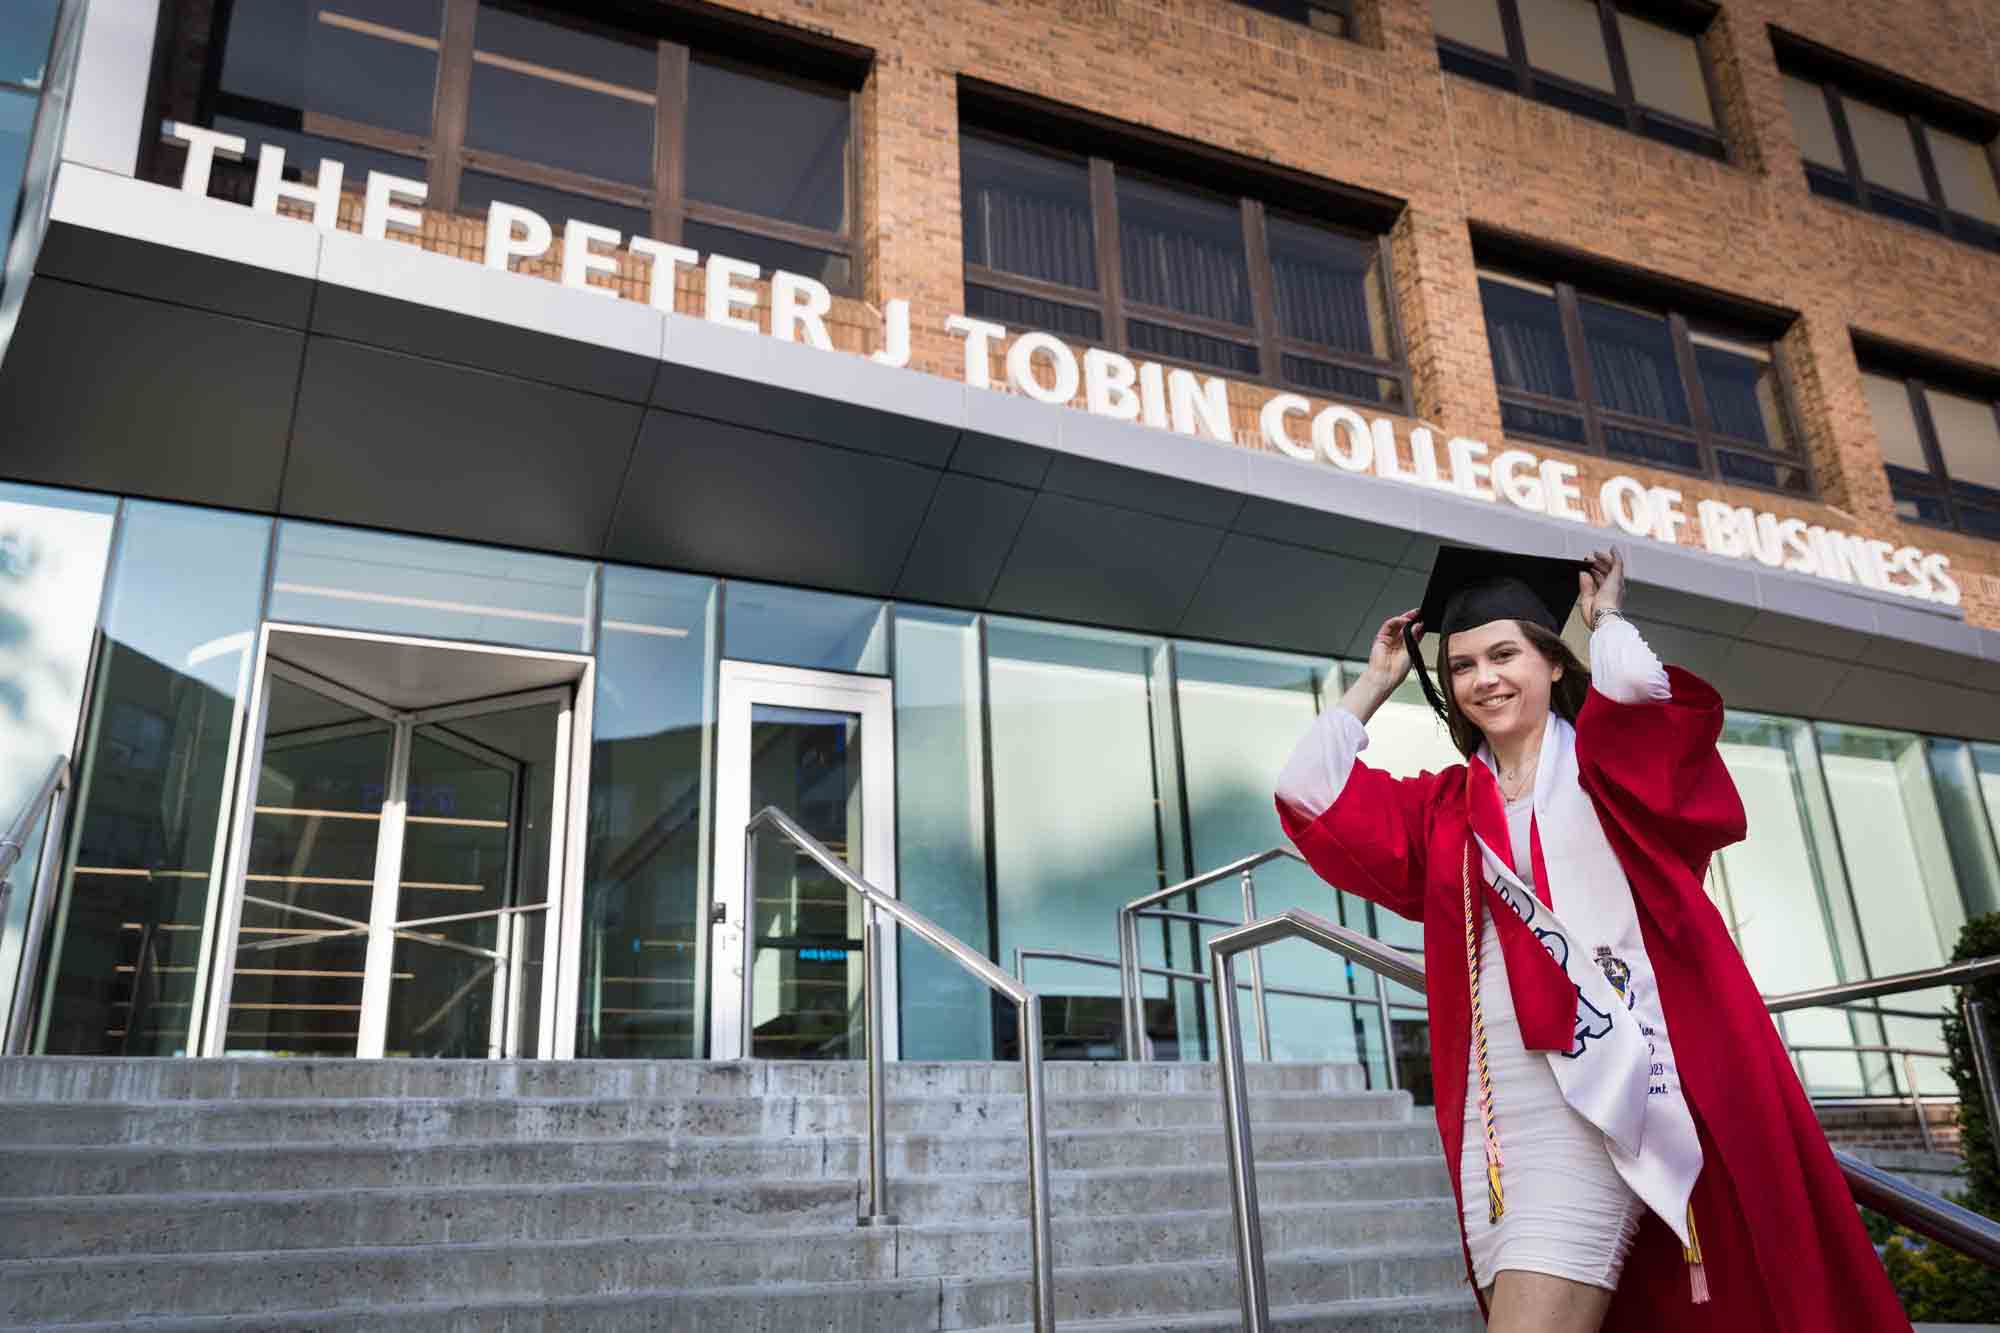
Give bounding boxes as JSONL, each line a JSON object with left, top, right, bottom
{"left": 1496, "top": 750, "right": 1538, "bottom": 802}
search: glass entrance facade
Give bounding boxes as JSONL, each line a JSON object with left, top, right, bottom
{"left": 6, "top": 485, "right": 2000, "bottom": 1104}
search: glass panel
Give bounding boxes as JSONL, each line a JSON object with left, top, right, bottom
{"left": 990, "top": 622, "right": 1167, "bottom": 1060}
{"left": 1433, "top": 0, "right": 1507, "bottom": 53}
{"left": 41, "top": 505, "right": 272, "bottom": 1055}
{"left": 1692, "top": 334, "right": 1787, "bottom": 449}
{"left": 748, "top": 704, "right": 866, "bottom": 1059}
{"left": 686, "top": 61, "right": 847, "bottom": 233}
{"left": 1929, "top": 128, "right": 2000, "bottom": 225}
{"left": 1268, "top": 216, "right": 1390, "bottom": 357}
{"left": 1924, "top": 386, "right": 2000, "bottom": 491}
{"left": 1126, "top": 318, "right": 1259, "bottom": 376}
{"left": 224, "top": 677, "right": 390, "bottom": 1056}
{"left": 210, "top": 117, "right": 425, "bottom": 211}
{"left": 0, "top": 0, "right": 57, "bottom": 87}
{"left": 964, "top": 284, "right": 1105, "bottom": 342}
{"left": 1579, "top": 296, "right": 1690, "bottom": 427}
{"left": 1500, "top": 399, "right": 1588, "bottom": 444}
{"left": 894, "top": 609, "right": 993, "bottom": 1060}
{"left": 579, "top": 568, "right": 717, "bottom": 1059}
{"left": 1783, "top": 77, "right": 1843, "bottom": 168}
{"left": 1977, "top": 743, "right": 2000, "bottom": 893}
{"left": 959, "top": 134, "right": 1097, "bottom": 291}
{"left": 680, "top": 220, "right": 852, "bottom": 291}
{"left": 466, "top": 4, "right": 653, "bottom": 185}
{"left": 1516, "top": 0, "right": 1614, "bottom": 91}
{"left": 459, "top": 171, "right": 648, "bottom": 245}
{"left": 0, "top": 90, "right": 31, "bottom": 252}
{"left": 1926, "top": 739, "right": 2000, "bottom": 920}
{"left": 0, "top": 485, "right": 117, "bottom": 1042}
{"left": 268, "top": 521, "right": 595, "bottom": 653}
{"left": 1281, "top": 356, "right": 1402, "bottom": 408}
{"left": 724, "top": 582, "right": 887, "bottom": 674}
{"left": 1617, "top": 13, "right": 1712, "bottom": 128}
{"left": 1481, "top": 274, "right": 1576, "bottom": 402}
{"left": 1604, "top": 425, "right": 1698, "bottom": 470}
{"left": 1844, "top": 98, "right": 1930, "bottom": 201}
{"left": 1714, "top": 451, "right": 1810, "bottom": 494}
{"left": 386, "top": 700, "right": 560, "bottom": 1058}
{"left": 1116, "top": 176, "right": 1253, "bottom": 326}
{"left": 220, "top": 0, "right": 442, "bottom": 138}
{"left": 1861, "top": 372, "right": 1930, "bottom": 472}
{"left": 1711, "top": 715, "right": 1863, "bottom": 1094}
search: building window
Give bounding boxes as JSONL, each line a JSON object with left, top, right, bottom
{"left": 1780, "top": 66, "right": 2000, "bottom": 255}
{"left": 1433, "top": 0, "right": 1724, "bottom": 158}
{"left": 1478, "top": 266, "right": 1806, "bottom": 492}
{"left": 1859, "top": 356, "right": 2000, "bottom": 539}
{"left": 200, "top": 1, "right": 861, "bottom": 290}
{"left": 960, "top": 129, "right": 1409, "bottom": 411}
{"left": 1235, "top": 0, "right": 1356, "bottom": 38}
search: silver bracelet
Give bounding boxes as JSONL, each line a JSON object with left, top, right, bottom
{"left": 1589, "top": 607, "right": 1626, "bottom": 631}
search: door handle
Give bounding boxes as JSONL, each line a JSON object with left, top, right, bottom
{"left": 710, "top": 901, "right": 727, "bottom": 925}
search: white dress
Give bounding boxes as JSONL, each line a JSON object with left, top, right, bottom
{"left": 1275, "top": 619, "right": 1677, "bottom": 1294}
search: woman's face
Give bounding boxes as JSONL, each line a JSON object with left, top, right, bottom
{"left": 1446, "top": 619, "right": 1560, "bottom": 750}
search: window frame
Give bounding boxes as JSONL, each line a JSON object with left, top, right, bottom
{"left": 1787, "top": 72, "right": 2000, "bottom": 255}
{"left": 1435, "top": 0, "right": 1727, "bottom": 160}
{"left": 199, "top": 0, "right": 865, "bottom": 292}
{"left": 1859, "top": 352, "right": 2000, "bottom": 539}
{"left": 1234, "top": 0, "right": 1358, "bottom": 39}
{"left": 959, "top": 122, "right": 1413, "bottom": 415}
{"left": 1478, "top": 262, "right": 1812, "bottom": 496}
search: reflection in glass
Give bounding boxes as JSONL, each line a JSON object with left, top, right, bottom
{"left": 724, "top": 581, "right": 886, "bottom": 674}
{"left": 681, "top": 220, "right": 852, "bottom": 292}
{"left": 225, "top": 677, "right": 391, "bottom": 1056}
{"left": 1482, "top": 274, "right": 1576, "bottom": 404}
{"left": 749, "top": 704, "right": 865, "bottom": 1059}
{"left": 1579, "top": 297, "right": 1690, "bottom": 427}
{"left": 1925, "top": 386, "right": 2000, "bottom": 492}
{"left": 268, "top": 521, "right": 595, "bottom": 653}
{"left": 219, "top": 0, "right": 443, "bottom": 139}
{"left": 460, "top": 171, "right": 649, "bottom": 248}
{"left": 1926, "top": 739, "right": 2000, "bottom": 920}
{"left": 467, "top": 5, "right": 654, "bottom": 186}
{"left": 1783, "top": 77, "right": 1843, "bottom": 168}
{"left": 0, "top": 485, "right": 117, "bottom": 1042}
{"left": 1861, "top": 372, "right": 1930, "bottom": 472}
{"left": 1818, "top": 723, "right": 1964, "bottom": 1095}
{"left": 1693, "top": 333, "right": 1789, "bottom": 451}
{"left": 386, "top": 703, "right": 558, "bottom": 1058}
{"left": 1268, "top": 218, "right": 1390, "bottom": 359}
{"left": 990, "top": 621, "right": 1177, "bottom": 1060}
{"left": 894, "top": 610, "right": 992, "bottom": 1059}
{"left": 208, "top": 117, "right": 425, "bottom": 212}
{"left": 1516, "top": 0, "right": 1615, "bottom": 91}
{"left": 40, "top": 504, "right": 272, "bottom": 1055}
{"left": 1617, "top": 13, "right": 1712, "bottom": 127}
{"left": 959, "top": 133, "right": 1097, "bottom": 291}
{"left": 1433, "top": 0, "right": 1508, "bottom": 54}
{"left": 579, "top": 568, "right": 717, "bottom": 1059}
{"left": 0, "top": 91, "right": 31, "bottom": 255}
{"left": 686, "top": 61, "right": 847, "bottom": 233}
{"left": 1844, "top": 98, "right": 1929, "bottom": 200}
{"left": 1931, "top": 129, "right": 2000, "bottom": 225}
{"left": 1117, "top": 176, "right": 1252, "bottom": 326}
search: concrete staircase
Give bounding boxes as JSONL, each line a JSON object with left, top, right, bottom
{"left": 0, "top": 1058, "right": 1479, "bottom": 1330}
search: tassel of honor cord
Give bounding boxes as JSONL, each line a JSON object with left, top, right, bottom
{"left": 1462, "top": 843, "right": 1505, "bottom": 1223}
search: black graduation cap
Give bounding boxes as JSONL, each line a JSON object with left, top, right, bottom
{"left": 1402, "top": 545, "right": 1589, "bottom": 722}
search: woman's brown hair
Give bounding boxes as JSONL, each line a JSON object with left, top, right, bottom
{"left": 1436, "top": 620, "right": 1591, "bottom": 759}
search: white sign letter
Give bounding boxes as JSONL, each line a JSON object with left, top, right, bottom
{"left": 1373, "top": 420, "right": 1416, "bottom": 483}
{"left": 1492, "top": 450, "right": 1546, "bottom": 512}
{"left": 1648, "top": 487, "right": 1687, "bottom": 545}
{"left": 1259, "top": 394, "right": 1314, "bottom": 462}
{"left": 1540, "top": 460, "right": 1586, "bottom": 522}
{"left": 484, "top": 203, "right": 552, "bottom": 273}
{"left": 629, "top": 237, "right": 697, "bottom": 312}
{"left": 1447, "top": 438, "right": 1494, "bottom": 501}
{"left": 771, "top": 271, "right": 834, "bottom": 349}
{"left": 252, "top": 147, "right": 343, "bottom": 229}
{"left": 1168, "top": 369, "right": 1232, "bottom": 441}
{"left": 704, "top": 254, "right": 761, "bottom": 333}
{"left": 1084, "top": 348, "right": 1141, "bottom": 421}
{"left": 945, "top": 315, "right": 1007, "bottom": 390}
{"left": 1008, "top": 332, "right": 1081, "bottom": 405}
{"left": 561, "top": 220, "right": 621, "bottom": 298}
{"left": 161, "top": 121, "right": 245, "bottom": 196}
{"left": 1311, "top": 406, "right": 1374, "bottom": 472}
{"left": 1598, "top": 476, "right": 1653, "bottom": 537}
{"left": 362, "top": 172, "right": 427, "bottom": 241}
{"left": 1924, "top": 553, "right": 1961, "bottom": 607}
{"left": 872, "top": 299, "right": 911, "bottom": 368}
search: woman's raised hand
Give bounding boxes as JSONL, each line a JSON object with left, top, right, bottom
{"left": 1362, "top": 608, "right": 1422, "bottom": 690}
{"left": 1579, "top": 547, "right": 1625, "bottom": 629}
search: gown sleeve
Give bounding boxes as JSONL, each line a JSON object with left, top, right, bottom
{"left": 1275, "top": 707, "right": 1442, "bottom": 924}
{"left": 1575, "top": 619, "right": 1747, "bottom": 871}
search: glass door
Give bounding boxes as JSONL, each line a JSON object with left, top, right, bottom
{"left": 208, "top": 649, "right": 576, "bottom": 1058}
{"left": 711, "top": 663, "right": 895, "bottom": 1060}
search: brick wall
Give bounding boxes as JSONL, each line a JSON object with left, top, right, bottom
{"left": 146, "top": 0, "right": 2000, "bottom": 627}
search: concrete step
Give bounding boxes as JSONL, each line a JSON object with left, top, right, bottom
{"left": 0, "top": 1240, "right": 1467, "bottom": 1327}
{"left": 963, "top": 1295, "right": 1483, "bottom": 1332}
{"left": 0, "top": 1057, "right": 1370, "bottom": 1104}
{"left": 0, "top": 1123, "right": 1441, "bottom": 1198}
{"left": 0, "top": 1089, "right": 1412, "bottom": 1147}
{"left": 0, "top": 1178, "right": 1455, "bottom": 1262}
{"left": 894, "top": 1157, "right": 1453, "bottom": 1220}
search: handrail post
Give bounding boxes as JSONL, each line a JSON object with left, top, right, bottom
{"left": 1966, "top": 999, "right": 2000, "bottom": 1159}
{"left": 1903, "top": 1051, "right": 1934, "bottom": 1155}
{"left": 5, "top": 764, "right": 70, "bottom": 1056}
{"left": 1117, "top": 908, "right": 1141, "bottom": 1062}
{"left": 1019, "top": 996, "right": 1055, "bottom": 1333}
{"left": 740, "top": 825, "right": 759, "bottom": 1062}
{"left": 861, "top": 905, "right": 895, "bottom": 1226}
{"left": 1241, "top": 870, "right": 1271, "bottom": 1063}
{"left": 1373, "top": 968, "right": 1400, "bottom": 1093}
{"left": 1212, "top": 942, "right": 1270, "bottom": 1333}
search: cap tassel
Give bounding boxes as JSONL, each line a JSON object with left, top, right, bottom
{"left": 1684, "top": 1206, "right": 1710, "bottom": 1305}
{"left": 1403, "top": 621, "right": 1448, "bottom": 723}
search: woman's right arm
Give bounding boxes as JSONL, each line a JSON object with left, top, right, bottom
{"left": 1274, "top": 610, "right": 1437, "bottom": 923}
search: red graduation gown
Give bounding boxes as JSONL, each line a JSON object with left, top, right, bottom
{"left": 1277, "top": 668, "right": 1910, "bottom": 1331}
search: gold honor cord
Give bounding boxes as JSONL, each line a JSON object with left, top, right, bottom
{"left": 1463, "top": 842, "right": 1505, "bottom": 1224}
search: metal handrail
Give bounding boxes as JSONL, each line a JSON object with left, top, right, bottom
{"left": 2, "top": 757, "right": 71, "bottom": 1055}
{"left": 1116, "top": 847, "right": 1311, "bottom": 1063}
{"left": 1764, "top": 957, "right": 2000, "bottom": 1013}
{"left": 1206, "top": 908, "right": 2000, "bottom": 1332}
{"left": 743, "top": 806, "right": 1054, "bottom": 1333}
